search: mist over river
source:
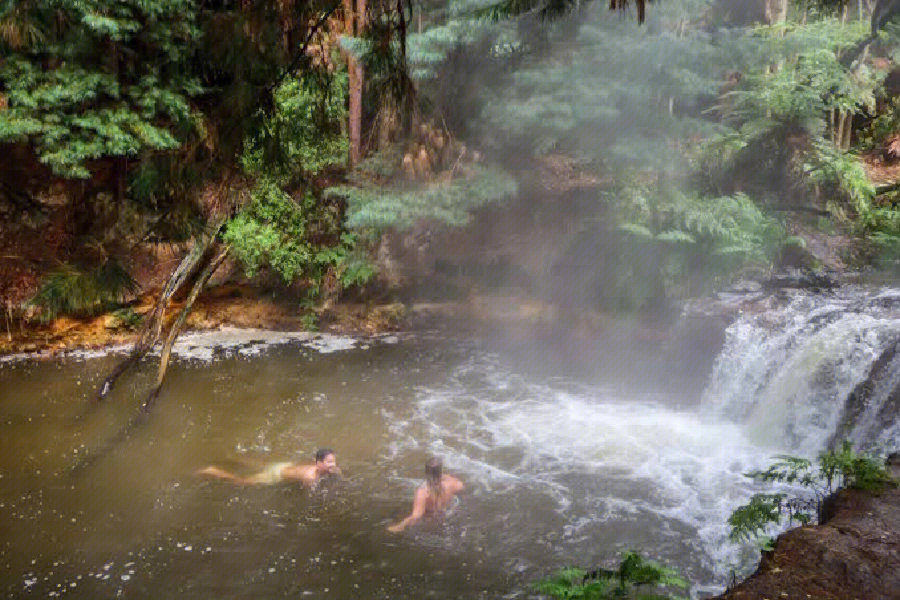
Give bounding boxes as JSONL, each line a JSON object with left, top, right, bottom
{"left": 2, "top": 288, "right": 898, "bottom": 599}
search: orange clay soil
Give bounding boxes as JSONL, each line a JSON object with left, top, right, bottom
{"left": 0, "top": 284, "right": 407, "bottom": 357}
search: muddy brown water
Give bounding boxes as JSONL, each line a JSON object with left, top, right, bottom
{"left": 0, "top": 331, "right": 777, "bottom": 599}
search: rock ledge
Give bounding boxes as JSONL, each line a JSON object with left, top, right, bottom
{"left": 714, "top": 459, "right": 900, "bottom": 600}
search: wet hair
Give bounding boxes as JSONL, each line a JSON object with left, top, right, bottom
{"left": 314, "top": 448, "right": 334, "bottom": 463}
{"left": 425, "top": 457, "right": 442, "bottom": 488}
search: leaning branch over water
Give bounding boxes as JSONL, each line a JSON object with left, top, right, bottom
{"left": 142, "top": 245, "right": 230, "bottom": 412}
{"left": 94, "top": 212, "right": 228, "bottom": 402}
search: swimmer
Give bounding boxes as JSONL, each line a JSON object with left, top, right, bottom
{"left": 387, "top": 457, "right": 464, "bottom": 533}
{"left": 197, "top": 448, "right": 340, "bottom": 488}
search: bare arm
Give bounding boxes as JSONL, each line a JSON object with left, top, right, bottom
{"left": 387, "top": 487, "right": 428, "bottom": 533}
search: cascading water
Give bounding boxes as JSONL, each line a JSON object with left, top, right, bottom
{"left": 702, "top": 287, "right": 900, "bottom": 455}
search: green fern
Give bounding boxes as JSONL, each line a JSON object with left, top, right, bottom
{"left": 729, "top": 442, "right": 895, "bottom": 545}
{"left": 27, "top": 259, "right": 139, "bottom": 321}
{"left": 533, "top": 551, "right": 689, "bottom": 600}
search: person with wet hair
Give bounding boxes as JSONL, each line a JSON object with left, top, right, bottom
{"left": 197, "top": 448, "right": 340, "bottom": 488}
{"left": 387, "top": 457, "right": 464, "bottom": 533}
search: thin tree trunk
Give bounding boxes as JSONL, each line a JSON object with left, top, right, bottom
{"left": 344, "top": 0, "right": 362, "bottom": 166}
{"left": 397, "top": 0, "right": 407, "bottom": 67}
{"left": 74, "top": 245, "right": 229, "bottom": 471}
{"left": 842, "top": 112, "right": 853, "bottom": 149}
{"left": 95, "top": 213, "right": 227, "bottom": 401}
{"left": 354, "top": 0, "right": 367, "bottom": 159}
{"left": 831, "top": 111, "right": 844, "bottom": 148}
{"left": 141, "top": 246, "right": 230, "bottom": 412}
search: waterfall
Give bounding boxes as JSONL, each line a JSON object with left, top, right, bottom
{"left": 702, "top": 287, "right": 900, "bottom": 456}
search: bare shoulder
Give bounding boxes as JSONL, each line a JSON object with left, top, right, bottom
{"left": 444, "top": 474, "right": 464, "bottom": 492}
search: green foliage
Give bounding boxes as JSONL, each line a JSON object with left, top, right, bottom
{"left": 857, "top": 97, "right": 900, "bottom": 150}
{"left": 224, "top": 181, "right": 374, "bottom": 297}
{"left": 326, "top": 233, "right": 377, "bottom": 289}
{"left": 704, "top": 18, "right": 886, "bottom": 208}
{"left": 720, "top": 21, "right": 877, "bottom": 134}
{"left": 330, "top": 165, "right": 518, "bottom": 230}
{"left": 479, "top": 1, "right": 725, "bottom": 171}
{"left": 223, "top": 180, "right": 314, "bottom": 283}
{"left": 619, "top": 189, "right": 783, "bottom": 262}
{"left": 818, "top": 440, "right": 895, "bottom": 492}
{"left": 800, "top": 139, "right": 875, "bottom": 220}
{"left": 728, "top": 442, "right": 895, "bottom": 544}
{"left": 613, "top": 187, "right": 785, "bottom": 302}
{"left": 534, "top": 552, "right": 689, "bottom": 600}
{"left": 0, "top": 0, "right": 202, "bottom": 178}
{"left": 697, "top": 14, "right": 900, "bottom": 269}
{"left": 241, "top": 72, "right": 348, "bottom": 181}
{"left": 300, "top": 311, "right": 320, "bottom": 332}
{"left": 27, "top": 259, "right": 138, "bottom": 321}
{"left": 728, "top": 492, "right": 817, "bottom": 544}
{"left": 111, "top": 307, "right": 143, "bottom": 330}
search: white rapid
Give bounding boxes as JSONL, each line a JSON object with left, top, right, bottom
{"left": 702, "top": 287, "right": 900, "bottom": 455}
{"left": 384, "top": 350, "right": 781, "bottom": 590}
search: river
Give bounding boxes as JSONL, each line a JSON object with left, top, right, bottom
{"left": 1, "top": 287, "right": 898, "bottom": 598}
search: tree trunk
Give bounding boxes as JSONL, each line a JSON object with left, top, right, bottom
{"left": 142, "top": 246, "right": 230, "bottom": 412}
{"left": 842, "top": 112, "right": 853, "bottom": 149}
{"left": 75, "top": 243, "right": 229, "bottom": 471}
{"left": 94, "top": 213, "right": 227, "bottom": 401}
{"left": 344, "top": 0, "right": 363, "bottom": 166}
{"left": 765, "top": 0, "right": 788, "bottom": 24}
{"left": 836, "top": 110, "right": 846, "bottom": 148}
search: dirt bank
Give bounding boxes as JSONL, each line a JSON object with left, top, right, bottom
{"left": 714, "top": 458, "right": 900, "bottom": 600}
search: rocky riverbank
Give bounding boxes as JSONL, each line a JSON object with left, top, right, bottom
{"left": 714, "top": 457, "right": 900, "bottom": 600}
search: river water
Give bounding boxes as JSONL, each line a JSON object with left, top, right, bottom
{"left": 1, "top": 290, "right": 898, "bottom": 599}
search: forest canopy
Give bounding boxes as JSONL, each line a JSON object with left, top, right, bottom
{"left": 2, "top": 0, "right": 900, "bottom": 326}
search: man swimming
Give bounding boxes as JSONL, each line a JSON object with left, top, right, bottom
{"left": 387, "top": 457, "right": 464, "bottom": 533}
{"left": 197, "top": 448, "right": 340, "bottom": 488}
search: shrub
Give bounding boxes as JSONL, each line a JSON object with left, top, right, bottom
{"left": 534, "top": 551, "right": 689, "bottom": 600}
{"left": 728, "top": 442, "right": 895, "bottom": 545}
{"left": 28, "top": 259, "right": 139, "bottom": 321}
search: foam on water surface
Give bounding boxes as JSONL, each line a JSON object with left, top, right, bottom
{"left": 1, "top": 327, "right": 397, "bottom": 364}
{"left": 384, "top": 352, "right": 780, "bottom": 582}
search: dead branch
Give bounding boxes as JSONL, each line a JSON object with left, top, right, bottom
{"left": 95, "top": 212, "right": 228, "bottom": 401}
{"left": 141, "top": 245, "right": 230, "bottom": 412}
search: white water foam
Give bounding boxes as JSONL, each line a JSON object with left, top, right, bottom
{"left": 0, "top": 327, "right": 389, "bottom": 363}
{"left": 703, "top": 288, "right": 900, "bottom": 455}
{"left": 384, "top": 352, "right": 779, "bottom": 583}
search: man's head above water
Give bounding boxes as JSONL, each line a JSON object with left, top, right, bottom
{"left": 314, "top": 448, "right": 338, "bottom": 475}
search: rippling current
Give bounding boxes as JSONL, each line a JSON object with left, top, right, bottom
{"left": 0, "top": 299, "right": 897, "bottom": 598}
